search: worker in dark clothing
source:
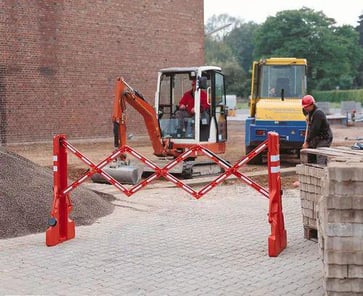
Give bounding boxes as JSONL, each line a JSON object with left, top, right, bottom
{"left": 302, "top": 95, "right": 333, "bottom": 164}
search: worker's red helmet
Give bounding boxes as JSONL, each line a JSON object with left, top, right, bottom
{"left": 302, "top": 95, "right": 315, "bottom": 108}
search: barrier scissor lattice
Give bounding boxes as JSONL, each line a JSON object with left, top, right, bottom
{"left": 46, "top": 132, "right": 286, "bottom": 257}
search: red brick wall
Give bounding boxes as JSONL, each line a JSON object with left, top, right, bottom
{"left": 0, "top": 0, "right": 205, "bottom": 144}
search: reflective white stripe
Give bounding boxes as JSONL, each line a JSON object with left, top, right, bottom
{"left": 255, "top": 144, "right": 266, "bottom": 153}
{"left": 53, "top": 155, "right": 57, "bottom": 161}
{"left": 114, "top": 183, "right": 126, "bottom": 192}
{"left": 81, "top": 157, "right": 91, "bottom": 165}
{"left": 53, "top": 166, "right": 58, "bottom": 172}
{"left": 215, "top": 174, "right": 227, "bottom": 183}
{"left": 63, "top": 186, "right": 72, "bottom": 194}
{"left": 270, "top": 154, "right": 280, "bottom": 162}
{"left": 68, "top": 146, "right": 76, "bottom": 153}
{"left": 271, "top": 166, "right": 280, "bottom": 173}
{"left": 145, "top": 160, "right": 157, "bottom": 169}
{"left": 131, "top": 184, "right": 142, "bottom": 192}
{"left": 200, "top": 185, "right": 212, "bottom": 194}
{"left": 165, "top": 160, "right": 178, "bottom": 169}
{"left": 99, "top": 160, "right": 108, "bottom": 167}
{"left": 78, "top": 175, "right": 88, "bottom": 183}
{"left": 182, "top": 185, "right": 194, "bottom": 194}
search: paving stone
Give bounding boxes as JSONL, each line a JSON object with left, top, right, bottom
{"left": 0, "top": 185, "right": 324, "bottom": 295}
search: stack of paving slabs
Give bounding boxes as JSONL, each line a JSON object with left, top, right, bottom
{"left": 317, "top": 160, "right": 363, "bottom": 295}
{"left": 296, "top": 163, "right": 327, "bottom": 240}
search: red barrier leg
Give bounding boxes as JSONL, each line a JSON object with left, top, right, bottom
{"left": 46, "top": 134, "right": 75, "bottom": 246}
{"left": 267, "top": 132, "right": 287, "bottom": 257}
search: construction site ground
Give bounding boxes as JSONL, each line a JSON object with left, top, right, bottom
{"left": 7, "top": 116, "right": 363, "bottom": 191}
{"left": 1, "top": 113, "right": 363, "bottom": 295}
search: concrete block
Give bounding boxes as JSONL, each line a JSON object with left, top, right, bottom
{"left": 309, "top": 183, "right": 321, "bottom": 194}
{"left": 326, "top": 195, "right": 353, "bottom": 210}
{"left": 324, "top": 278, "right": 353, "bottom": 292}
{"left": 324, "top": 292, "right": 363, "bottom": 296}
{"left": 298, "top": 174, "right": 309, "bottom": 184}
{"left": 349, "top": 265, "right": 363, "bottom": 278}
{"left": 314, "top": 185, "right": 323, "bottom": 195}
{"left": 300, "top": 182, "right": 309, "bottom": 192}
{"left": 324, "top": 250, "right": 363, "bottom": 265}
{"left": 324, "top": 264, "right": 348, "bottom": 278}
{"left": 302, "top": 208, "right": 314, "bottom": 219}
{"left": 303, "top": 192, "right": 315, "bottom": 202}
{"left": 296, "top": 164, "right": 304, "bottom": 174}
{"left": 311, "top": 176, "right": 321, "bottom": 186}
{"left": 302, "top": 215, "right": 309, "bottom": 225}
{"left": 325, "top": 236, "right": 363, "bottom": 252}
{"left": 353, "top": 196, "right": 363, "bottom": 210}
{"left": 318, "top": 199, "right": 328, "bottom": 233}
{"left": 324, "top": 278, "right": 363, "bottom": 293}
{"left": 328, "top": 209, "right": 363, "bottom": 223}
{"left": 351, "top": 278, "right": 363, "bottom": 292}
{"left": 328, "top": 161, "right": 363, "bottom": 182}
{"left": 301, "top": 199, "right": 314, "bottom": 210}
{"left": 315, "top": 193, "right": 323, "bottom": 203}
{"left": 299, "top": 190, "right": 307, "bottom": 200}
{"left": 302, "top": 216, "right": 317, "bottom": 228}
{"left": 319, "top": 232, "right": 325, "bottom": 245}
{"left": 309, "top": 217, "right": 317, "bottom": 228}
{"left": 326, "top": 222, "right": 352, "bottom": 237}
{"left": 326, "top": 180, "right": 363, "bottom": 198}
{"left": 326, "top": 223, "right": 363, "bottom": 237}
{"left": 315, "top": 167, "right": 327, "bottom": 178}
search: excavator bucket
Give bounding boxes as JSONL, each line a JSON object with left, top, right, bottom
{"left": 91, "top": 162, "right": 143, "bottom": 185}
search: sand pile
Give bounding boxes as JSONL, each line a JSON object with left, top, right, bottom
{"left": 0, "top": 148, "right": 115, "bottom": 239}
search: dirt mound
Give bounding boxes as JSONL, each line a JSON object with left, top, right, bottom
{"left": 0, "top": 148, "right": 115, "bottom": 239}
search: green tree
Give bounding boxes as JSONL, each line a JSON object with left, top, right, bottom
{"left": 224, "top": 22, "right": 259, "bottom": 76}
{"left": 253, "top": 7, "right": 363, "bottom": 90}
{"left": 205, "top": 14, "right": 237, "bottom": 41}
{"left": 355, "top": 14, "right": 363, "bottom": 87}
{"left": 205, "top": 14, "right": 247, "bottom": 96}
{"left": 205, "top": 36, "right": 246, "bottom": 96}
{"left": 205, "top": 8, "right": 363, "bottom": 95}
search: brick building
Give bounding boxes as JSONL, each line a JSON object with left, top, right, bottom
{"left": 0, "top": 0, "right": 205, "bottom": 144}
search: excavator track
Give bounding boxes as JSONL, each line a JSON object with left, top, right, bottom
{"left": 140, "top": 159, "right": 224, "bottom": 179}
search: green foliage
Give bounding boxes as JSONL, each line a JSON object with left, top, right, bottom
{"left": 253, "top": 8, "right": 363, "bottom": 91}
{"left": 224, "top": 22, "right": 259, "bottom": 74}
{"left": 222, "top": 61, "right": 247, "bottom": 97}
{"left": 205, "top": 37, "right": 247, "bottom": 96}
{"left": 205, "top": 8, "right": 363, "bottom": 97}
{"left": 205, "top": 17, "right": 248, "bottom": 97}
{"left": 205, "top": 14, "right": 240, "bottom": 41}
{"left": 312, "top": 89, "right": 363, "bottom": 104}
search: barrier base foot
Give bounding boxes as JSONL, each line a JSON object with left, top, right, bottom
{"left": 268, "top": 230, "right": 287, "bottom": 257}
{"left": 46, "top": 220, "right": 75, "bottom": 246}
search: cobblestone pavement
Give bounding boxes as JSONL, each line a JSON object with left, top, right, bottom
{"left": 0, "top": 183, "right": 324, "bottom": 296}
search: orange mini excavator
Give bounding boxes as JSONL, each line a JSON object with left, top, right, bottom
{"left": 92, "top": 66, "right": 229, "bottom": 184}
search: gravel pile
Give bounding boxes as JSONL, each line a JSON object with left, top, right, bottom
{"left": 0, "top": 148, "right": 115, "bottom": 239}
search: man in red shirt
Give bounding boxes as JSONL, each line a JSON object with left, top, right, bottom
{"left": 175, "top": 79, "right": 209, "bottom": 133}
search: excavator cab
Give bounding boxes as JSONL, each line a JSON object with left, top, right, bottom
{"left": 92, "top": 66, "right": 228, "bottom": 184}
{"left": 156, "top": 66, "right": 228, "bottom": 154}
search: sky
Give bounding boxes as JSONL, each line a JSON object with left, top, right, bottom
{"left": 204, "top": 0, "right": 363, "bottom": 27}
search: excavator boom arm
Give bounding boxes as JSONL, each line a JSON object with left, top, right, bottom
{"left": 114, "top": 78, "right": 172, "bottom": 157}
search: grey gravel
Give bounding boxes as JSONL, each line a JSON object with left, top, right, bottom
{"left": 0, "top": 147, "right": 115, "bottom": 239}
